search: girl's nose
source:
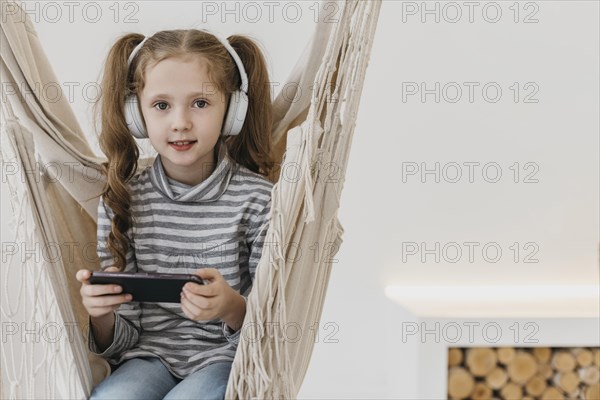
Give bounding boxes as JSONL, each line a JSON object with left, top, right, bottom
{"left": 172, "top": 109, "right": 192, "bottom": 132}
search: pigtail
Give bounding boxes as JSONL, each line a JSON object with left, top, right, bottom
{"left": 93, "top": 33, "right": 144, "bottom": 271}
{"left": 225, "top": 35, "right": 275, "bottom": 181}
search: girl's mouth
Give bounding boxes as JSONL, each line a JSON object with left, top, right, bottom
{"left": 169, "top": 140, "right": 197, "bottom": 151}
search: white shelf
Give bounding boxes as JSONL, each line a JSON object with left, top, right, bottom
{"left": 385, "top": 284, "right": 600, "bottom": 318}
{"left": 383, "top": 285, "right": 600, "bottom": 399}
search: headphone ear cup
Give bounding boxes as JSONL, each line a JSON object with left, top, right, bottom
{"left": 124, "top": 94, "right": 148, "bottom": 139}
{"left": 221, "top": 90, "right": 248, "bottom": 136}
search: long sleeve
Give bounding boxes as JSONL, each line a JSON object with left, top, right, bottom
{"left": 222, "top": 197, "right": 272, "bottom": 345}
{"left": 246, "top": 197, "right": 272, "bottom": 285}
{"left": 87, "top": 197, "right": 142, "bottom": 359}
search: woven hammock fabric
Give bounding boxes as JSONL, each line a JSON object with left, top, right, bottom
{"left": 0, "top": 0, "right": 381, "bottom": 398}
{"left": 225, "top": 1, "right": 382, "bottom": 397}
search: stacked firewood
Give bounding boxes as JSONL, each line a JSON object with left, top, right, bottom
{"left": 447, "top": 347, "right": 600, "bottom": 399}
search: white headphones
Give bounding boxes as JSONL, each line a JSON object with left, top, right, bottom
{"left": 124, "top": 30, "right": 249, "bottom": 139}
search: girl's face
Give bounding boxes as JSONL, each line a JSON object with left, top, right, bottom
{"left": 139, "top": 54, "right": 228, "bottom": 185}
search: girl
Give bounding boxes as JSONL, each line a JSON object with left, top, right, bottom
{"left": 75, "top": 29, "right": 275, "bottom": 400}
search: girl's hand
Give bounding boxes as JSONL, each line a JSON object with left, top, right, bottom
{"left": 76, "top": 267, "right": 133, "bottom": 318}
{"left": 181, "top": 268, "right": 243, "bottom": 324}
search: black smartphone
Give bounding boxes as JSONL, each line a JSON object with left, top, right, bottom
{"left": 88, "top": 271, "right": 205, "bottom": 303}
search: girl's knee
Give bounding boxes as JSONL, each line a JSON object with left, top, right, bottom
{"left": 89, "top": 384, "right": 120, "bottom": 400}
{"left": 89, "top": 357, "right": 176, "bottom": 400}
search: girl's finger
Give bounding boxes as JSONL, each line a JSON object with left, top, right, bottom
{"left": 183, "top": 281, "right": 214, "bottom": 297}
{"left": 76, "top": 269, "right": 91, "bottom": 283}
{"left": 194, "top": 268, "right": 221, "bottom": 283}
{"left": 181, "top": 293, "right": 203, "bottom": 316}
{"left": 84, "top": 283, "right": 123, "bottom": 297}
{"left": 180, "top": 299, "right": 196, "bottom": 320}
{"left": 88, "top": 294, "right": 132, "bottom": 308}
{"left": 184, "top": 289, "right": 216, "bottom": 311}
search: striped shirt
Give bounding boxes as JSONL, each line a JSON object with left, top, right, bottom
{"left": 87, "top": 140, "right": 273, "bottom": 379}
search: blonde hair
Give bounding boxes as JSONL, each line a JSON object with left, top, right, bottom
{"left": 92, "top": 29, "right": 274, "bottom": 271}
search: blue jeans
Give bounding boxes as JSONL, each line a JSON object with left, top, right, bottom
{"left": 89, "top": 357, "right": 232, "bottom": 400}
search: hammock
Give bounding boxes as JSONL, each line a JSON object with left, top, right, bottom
{"left": 0, "top": 0, "right": 382, "bottom": 398}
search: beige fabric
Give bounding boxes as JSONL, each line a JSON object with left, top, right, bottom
{"left": 0, "top": 0, "right": 382, "bottom": 398}
{"left": 226, "top": 3, "right": 382, "bottom": 397}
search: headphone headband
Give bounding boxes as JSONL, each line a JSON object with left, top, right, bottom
{"left": 215, "top": 35, "right": 248, "bottom": 94}
{"left": 126, "top": 30, "right": 248, "bottom": 94}
{"left": 127, "top": 36, "right": 148, "bottom": 66}
{"left": 124, "top": 29, "right": 249, "bottom": 138}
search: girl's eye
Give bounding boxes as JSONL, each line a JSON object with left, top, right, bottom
{"left": 152, "top": 100, "right": 207, "bottom": 110}
{"left": 154, "top": 102, "right": 168, "bottom": 111}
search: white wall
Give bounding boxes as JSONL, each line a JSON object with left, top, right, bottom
{"left": 2, "top": 1, "right": 598, "bottom": 398}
